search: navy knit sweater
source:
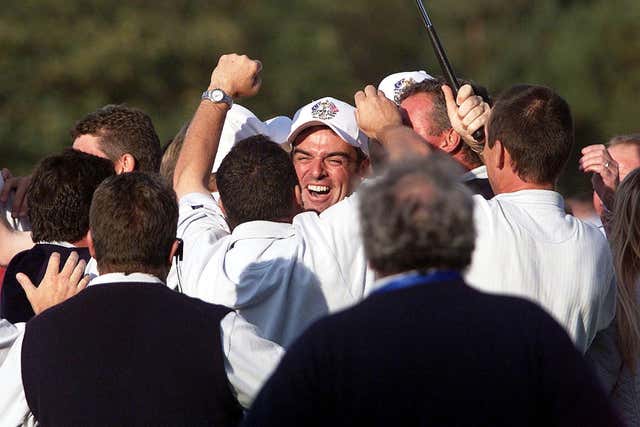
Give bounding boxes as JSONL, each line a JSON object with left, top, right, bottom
{"left": 1, "top": 243, "right": 91, "bottom": 323}
{"left": 22, "top": 282, "right": 243, "bottom": 426}
{"left": 245, "top": 277, "right": 622, "bottom": 426}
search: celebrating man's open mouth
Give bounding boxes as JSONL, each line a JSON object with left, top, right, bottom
{"left": 307, "top": 184, "right": 331, "bottom": 196}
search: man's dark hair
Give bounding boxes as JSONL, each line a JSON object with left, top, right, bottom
{"left": 71, "top": 104, "right": 162, "bottom": 173}
{"left": 217, "top": 135, "right": 299, "bottom": 229}
{"left": 359, "top": 153, "right": 475, "bottom": 276}
{"left": 90, "top": 172, "right": 178, "bottom": 277}
{"left": 398, "top": 77, "right": 491, "bottom": 168}
{"left": 27, "top": 149, "right": 114, "bottom": 243}
{"left": 487, "top": 85, "right": 574, "bottom": 184}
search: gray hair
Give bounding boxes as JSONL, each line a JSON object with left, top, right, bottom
{"left": 359, "top": 153, "right": 475, "bottom": 276}
{"left": 608, "top": 133, "right": 640, "bottom": 148}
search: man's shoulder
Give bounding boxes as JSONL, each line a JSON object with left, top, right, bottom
{"left": 28, "top": 282, "right": 233, "bottom": 332}
{"left": 294, "top": 278, "right": 561, "bottom": 364}
{"left": 315, "top": 278, "right": 548, "bottom": 332}
{"left": 7, "top": 244, "right": 87, "bottom": 269}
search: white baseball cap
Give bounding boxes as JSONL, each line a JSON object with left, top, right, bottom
{"left": 265, "top": 115, "right": 293, "bottom": 150}
{"left": 212, "top": 105, "right": 292, "bottom": 172}
{"left": 378, "top": 71, "right": 434, "bottom": 104}
{"left": 287, "top": 97, "right": 369, "bottom": 156}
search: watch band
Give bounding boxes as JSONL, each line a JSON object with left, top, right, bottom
{"left": 201, "top": 89, "right": 233, "bottom": 107}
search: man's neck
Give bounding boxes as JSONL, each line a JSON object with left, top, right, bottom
{"left": 98, "top": 264, "right": 168, "bottom": 282}
{"left": 72, "top": 237, "right": 89, "bottom": 247}
{"left": 451, "top": 151, "right": 480, "bottom": 172}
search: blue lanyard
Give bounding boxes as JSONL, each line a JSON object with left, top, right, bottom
{"left": 373, "top": 270, "right": 462, "bottom": 296}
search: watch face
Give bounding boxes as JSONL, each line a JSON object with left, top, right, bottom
{"left": 212, "top": 90, "right": 225, "bottom": 102}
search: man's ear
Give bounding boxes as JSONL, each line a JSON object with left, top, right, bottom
{"left": 87, "top": 230, "right": 96, "bottom": 259}
{"left": 207, "top": 173, "right": 218, "bottom": 193}
{"left": 114, "top": 153, "right": 136, "bottom": 174}
{"left": 357, "top": 156, "right": 371, "bottom": 177}
{"left": 168, "top": 239, "right": 181, "bottom": 265}
{"left": 495, "top": 139, "right": 506, "bottom": 170}
{"left": 440, "top": 128, "right": 462, "bottom": 154}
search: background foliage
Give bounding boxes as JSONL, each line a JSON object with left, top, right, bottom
{"left": 1, "top": 0, "right": 638, "bottom": 194}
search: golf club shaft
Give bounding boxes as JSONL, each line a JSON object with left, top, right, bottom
{"left": 415, "top": 0, "right": 485, "bottom": 142}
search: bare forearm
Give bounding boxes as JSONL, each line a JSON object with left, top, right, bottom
{"left": 174, "top": 101, "right": 229, "bottom": 198}
{"left": 378, "top": 125, "right": 432, "bottom": 161}
{"left": 354, "top": 86, "right": 431, "bottom": 163}
{"left": 173, "top": 54, "right": 263, "bottom": 199}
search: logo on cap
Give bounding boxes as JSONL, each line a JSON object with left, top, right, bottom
{"left": 393, "top": 78, "right": 417, "bottom": 103}
{"left": 311, "top": 100, "right": 339, "bottom": 120}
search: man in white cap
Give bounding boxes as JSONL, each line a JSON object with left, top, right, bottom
{"left": 213, "top": 105, "right": 292, "bottom": 176}
{"left": 288, "top": 97, "right": 370, "bottom": 213}
{"left": 379, "top": 72, "right": 494, "bottom": 199}
{"left": 172, "top": 55, "right": 488, "bottom": 350}
{"left": 172, "top": 55, "right": 375, "bottom": 349}
{"left": 377, "top": 70, "right": 433, "bottom": 105}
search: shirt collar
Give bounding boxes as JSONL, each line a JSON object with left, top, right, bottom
{"left": 373, "top": 270, "right": 422, "bottom": 290}
{"left": 89, "top": 272, "right": 165, "bottom": 287}
{"left": 35, "top": 241, "right": 77, "bottom": 248}
{"left": 231, "top": 220, "right": 295, "bottom": 240}
{"left": 372, "top": 269, "right": 462, "bottom": 296}
{"left": 493, "top": 189, "right": 565, "bottom": 208}
{"left": 461, "top": 165, "right": 488, "bottom": 182}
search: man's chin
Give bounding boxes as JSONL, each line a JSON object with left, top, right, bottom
{"left": 302, "top": 194, "right": 334, "bottom": 213}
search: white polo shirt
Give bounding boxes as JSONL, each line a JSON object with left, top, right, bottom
{"left": 175, "top": 192, "right": 374, "bottom": 348}
{"left": 465, "top": 190, "right": 616, "bottom": 352}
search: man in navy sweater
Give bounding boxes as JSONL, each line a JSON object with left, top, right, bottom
{"left": 0, "top": 171, "right": 283, "bottom": 426}
{"left": 244, "top": 154, "right": 622, "bottom": 426}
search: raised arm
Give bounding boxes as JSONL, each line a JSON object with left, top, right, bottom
{"left": 442, "top": 84, "right": 491, "bottom": 155}
{"left": 173, "top": 54, "right": 262, "bottom": 198}
{"left": 579, "top": 144, "right": 619, "bottom": 231}
{"left": 354, "top": 85, "right": 432, "bottom": 161}
{"left": 0, "top": 169, "right": 31, "bottom": 219}
{"left": 0, "top": 218, "right": 32, "bottom": 267}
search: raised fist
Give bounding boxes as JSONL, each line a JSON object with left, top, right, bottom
{"left": 209, "top": 54, "right": 263, "bottom": 99}
{"left": 442, "top": 84, "right": 490, "bottom": 154}
{"left": 354, "top": 85, "right": 403, "bottom": 141}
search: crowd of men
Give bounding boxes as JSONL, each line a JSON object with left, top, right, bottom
{"left": 0, "top": 53, "right": 638, "bottom": 426}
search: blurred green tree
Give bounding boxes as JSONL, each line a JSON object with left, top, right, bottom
{"left": 0, "top": 0, "right": 637, "bottom": 195}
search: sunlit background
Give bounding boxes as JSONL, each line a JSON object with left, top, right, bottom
{"left": 1, "top": 0, "right": 638, "bottom": 195}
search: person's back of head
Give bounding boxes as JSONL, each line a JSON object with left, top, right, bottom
{"left": 608, "top": 133, "right": 640, "bottom": 180}
{"left": 28, "top": 149, "right": 114, "bottom": 244}
{"left": 487, "top": 85, "right": 573, "bottom": 185}
{"left": 71, "top": 104, "right": 162, "bottom": 173}
{"left": 89, "top": 172, "right": 178, "bottom": 279}
{"left": 216, "top": 135, "right": 300, "bottom": 230}
{"left": 160, "top": 122, "right": 190, "bottom": 187}
{"left": 359, "top": 154, "right": 475, "bottom": 277}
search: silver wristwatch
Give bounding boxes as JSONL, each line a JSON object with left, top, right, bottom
{"left": 201, "top": 89, "right": 233, "bottom": 107}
